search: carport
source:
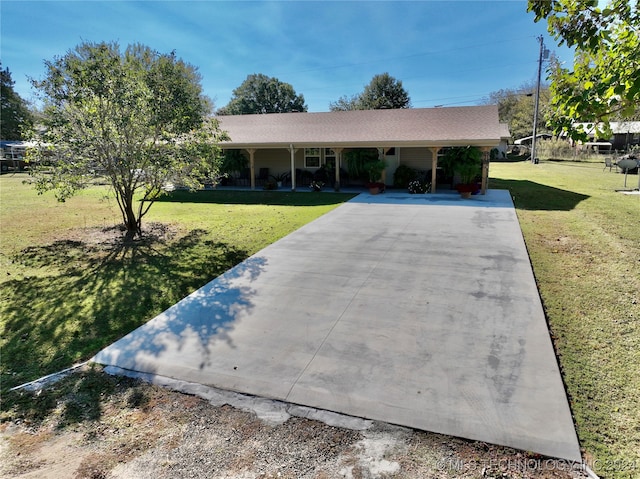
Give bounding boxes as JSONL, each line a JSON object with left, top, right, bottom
{"left": 93, "top": 190, "right": 581, "bottom": 462}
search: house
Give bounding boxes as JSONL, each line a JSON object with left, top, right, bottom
{"left": 0, "top": 140, "right": 28, "bottom": 172}
{"left": 217, "top": 105, "right": 507, "bottom": 193}
{"left": 571, "top": 121, "right": 640, "bottom": 152}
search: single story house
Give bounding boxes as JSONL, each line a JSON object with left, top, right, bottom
{"left": 217, "top": 105, "right": 507, "bottom": 193}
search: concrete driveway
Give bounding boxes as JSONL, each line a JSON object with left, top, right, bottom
{"left": 93, "top": 190, "right": 581, "bottom": 461}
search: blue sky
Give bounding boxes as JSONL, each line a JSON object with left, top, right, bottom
{"left": 1, "top": 1, "right": 571, "bottom": 112}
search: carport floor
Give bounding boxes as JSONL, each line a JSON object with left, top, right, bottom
{"left": 93, "top": 190, "right": 581, "bottom": 462}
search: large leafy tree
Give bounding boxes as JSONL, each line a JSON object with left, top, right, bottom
{"left": 0, "top": 63, "right": 33, "bottom": 140}
{"left": 29, "top": 41, "right": 227, "bottom": 236}
{"left": 359, "top": 73, "right": 411, "bottom": 110}
{"left": 217, "top": 73, "right": 307, "bottom": 115}
{"left": 330, "top": 73, "right": 411, "bottom": 111}
{"left": 482, "top": 82, "right": 551, "bottom": 139}
{"left": 528, "top": 0, "right": 640, "bottom": 140}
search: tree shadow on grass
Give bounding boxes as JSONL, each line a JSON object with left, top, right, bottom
{"left": 156, "top": 189, "right": 357, "bottom": 206}
{"left": 1, "top": 227, "right": 255, "bottom": 424}
{"left": 491, "top": 179, "right": 590, "bottom": 211}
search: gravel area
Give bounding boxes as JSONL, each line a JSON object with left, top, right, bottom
{"left": 1, "top": 368, "right": 590, "bottom": 479}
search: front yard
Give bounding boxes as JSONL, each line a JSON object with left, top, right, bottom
{"left": 1, "top": 161, "right": 638, "bottom": 478}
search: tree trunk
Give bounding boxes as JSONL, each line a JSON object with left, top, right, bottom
{"left": 122, "top": 194, "right": 141, "bottom": 238}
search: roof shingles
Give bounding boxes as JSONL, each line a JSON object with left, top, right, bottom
{"left": 218, "top": 105, "right": 503, "bottom": 148}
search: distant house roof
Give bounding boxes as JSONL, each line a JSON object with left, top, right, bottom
{"left": 217, "top": 106, "right": 503, "bottom": 149}
{"left": 572, "top": 121, "right": 640, "bottom": 136}
{"left": 514, "top": 133, "right": 552, "bottom": 145}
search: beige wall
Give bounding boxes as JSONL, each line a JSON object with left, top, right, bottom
{"left": 252, "top": 149, "right": 292, "bottom": 176}
{"left": 398, "top": 147, "right": 433, "bottom": 173}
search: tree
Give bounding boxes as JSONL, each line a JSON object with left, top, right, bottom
{"left": 328, "top": 94, "right": 361, "bottom": 112}
{"left": 359, "top": 73, "right": 411, "bottom": 110}
{"left": 528, "top": 0, "right": 640, "bottom": 140}
{"left": 0, "top": 63, "right": 33, "bottom": 140}
{"left": 217, "top": 74, "right": 307, "bottom": 115}
{"left": 29, "top": 41, "right": 227, "bottom": 237}
{"left": 481, "top": 82, "right": 551, "bottom": 139}
{"left": 330, "top": 73, "right": 411, "bottom": 111}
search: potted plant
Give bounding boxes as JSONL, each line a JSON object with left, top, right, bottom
{"left": 364, "top": 159, "right": 387, "bottom": 194}
{"left": 263, "top": 179, "right": 277, "bottom": 190}
{"left": 220, "top": 150, "right": 249, "bottom": 186}
{"left": 270, "top": 171, "right": 289, "bottom": 188}
{"left": 441, "top": 146, "right": 482, "bottom": 198}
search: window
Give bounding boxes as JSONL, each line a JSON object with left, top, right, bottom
{"left": 324, "top": 148, "right": 336, "bottom": 168}
{"left": 304, "top": 148, "right": 321, "bottom": 168}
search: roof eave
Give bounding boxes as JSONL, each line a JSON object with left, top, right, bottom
{"left": 221, "top": 139, "right": 502, "bottom": 149}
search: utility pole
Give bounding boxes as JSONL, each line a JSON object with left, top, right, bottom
{"left": 531, "top": 35, "right": 546, "bottom": 164}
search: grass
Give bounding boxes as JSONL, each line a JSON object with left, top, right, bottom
{"left": 0, "top": 174, "right": 354, "bottom": 396}
{"left": 490, "top": 159, "right": 639, "bottom": 478}
{"left": 1, "top": 163, "right": 639, "bottom": 478}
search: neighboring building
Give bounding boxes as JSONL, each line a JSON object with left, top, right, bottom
{"left": 0, "top": 140, "right": 27, "bottom": 172}
{"left": 217, "top": 105, "right": 505, "bottom": 193}
{"left": 513, "top": 133, "right": 553, "bottom": 146}
{"left": 496, "top": 123, "right": 512, "bottom": 158}
{"left": 571, "top": 121, "right": 640, "bottom": 151}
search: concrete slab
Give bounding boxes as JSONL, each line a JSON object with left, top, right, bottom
{"left": 93, "top": 190, "right": 581, "bottom": 461}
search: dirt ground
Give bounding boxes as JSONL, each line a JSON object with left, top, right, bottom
{"left": 0, "top": 367, "right": 589, "bottom": 479}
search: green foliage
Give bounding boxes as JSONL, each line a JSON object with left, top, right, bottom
{"left": 328, "top": 94, "right": 360, "bottom": 111}
{"left": 393, "top": 164, "right": 419, "bottom": 188}
{"left": 220, "top": 149, "right": 248, "bottom": 175}
{"left": 440, "top": 146, "right": 482, "bottom": 184}
{"left": 0, "top": 63, "right": 33, "bottom": 140}
{"left": 344, "top": 148, "right": 380, "bottom": 181}
{"left": 528, "top": 0, "right": 640, "bottom": 140}
{"left": 359, "top": 73, "right": 411, "bottom": 110}
{"left": 482, "top": 82, "right": 551, "bottom": 139}
{"left": 536, "top": 137, "right": 575, "bottom": 159}
{"left": 0, "top": 176, "right": 356, "bottom": 400}
{"left": 407, "top": 179, "right": 429, "bottom": 194}
{"left": 218, "top": 73, "right": 307, "bottom": 115}
{"left": 28, "top": 41, "right": 227, "bottom": 235}
{"left": 364, "top": 159, "right": 386, "bottom": 183}
{"left": 491, "top": 161, "right": 639, "bottom": 478}
{"left": 329, "top": 73, "right": 411, "bottom": 111}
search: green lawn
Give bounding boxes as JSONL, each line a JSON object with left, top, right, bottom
{"left": 1, "top": 164, "right": 639, "bottom": 478}
{"left": 490, "top": 160, "right": 639, "bottom": 478}
{"left": 0, "top": 175, "right": 354, "bottom": 395}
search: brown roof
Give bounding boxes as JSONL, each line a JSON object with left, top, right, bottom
{"left": 217, "top": 105, "right": 503, "bottom": 149}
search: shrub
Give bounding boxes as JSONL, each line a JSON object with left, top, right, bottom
{"left": 408, "top": 179, "right": 429, "bottom": 194}
{"left": 393, "top": 165, "right": 419, "bottom": 188}
{"left": 536, "top": 138, "right": 574, "bottom": 160}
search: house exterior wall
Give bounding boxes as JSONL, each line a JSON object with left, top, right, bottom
{"left": 612, "top": 133, "right": 640, "bottom": 151}
{"left": 253, "top": 149, "right": 292, "bottom": 176}
{"left": 398, "top": 147, "right": 433, "bottom": 174}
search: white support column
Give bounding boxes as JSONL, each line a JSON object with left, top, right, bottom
{"left": 429, "top": 147, "right": 440, "bottom": 193}
{"left": 289, "top": 144, "right": 297, "bottom": 191}
{"left": 378, "top": 147, "right": 386, "bottom": 184}
{"left": 480, "top": 147, "right": 491, "bottom": 194}
{"left": 333, "top": 147, "right": 343, "bottom": 191}
{"left": 247, "top": 149, "right": 256, "bottom": 190}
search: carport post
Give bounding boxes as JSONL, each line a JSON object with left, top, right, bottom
{"left": 289, "top": 144, "right": 297, "bottom": 191}
{"left": 481, "top": 147, "right": 491, "bottom": 194}
{"left": 247, "top": 149, "right": 256, "bottom": 190}
{"left": 429, "top": 147, "right": 440, "bottom": 193}
{"left": 333, "top": 147, "right": 343, "bottom": 191}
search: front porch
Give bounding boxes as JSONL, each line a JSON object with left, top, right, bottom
{"left": 219, "top": 145, "right": 492, "bottom": 194}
